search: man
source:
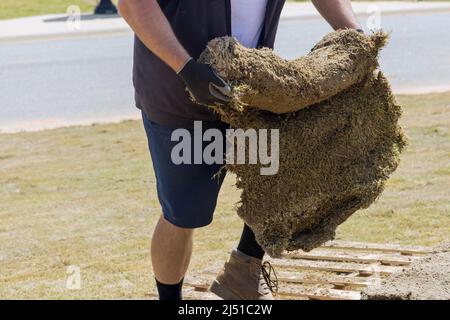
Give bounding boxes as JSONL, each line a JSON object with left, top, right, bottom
{"left": 119, "top": 0, "right": 362, "bottom": 300}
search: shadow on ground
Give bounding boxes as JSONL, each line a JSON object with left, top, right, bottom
{"left": 43, "top": 14, "right": 120, "bottom": 23}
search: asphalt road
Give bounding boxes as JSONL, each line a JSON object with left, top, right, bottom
{"left": 1, "top": 11, "right": 450, "bottom": 131}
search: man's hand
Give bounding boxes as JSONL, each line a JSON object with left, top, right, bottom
{"left": 178, "top": 59, "right": 231, "bottom": 106}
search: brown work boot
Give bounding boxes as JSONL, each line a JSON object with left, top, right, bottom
{"left": 209, "top": 249, "right": 278, "bottom": 300}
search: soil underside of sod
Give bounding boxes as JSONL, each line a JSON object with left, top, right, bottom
{"left": 199, "top": 30, "right": 407, "bottom": 257}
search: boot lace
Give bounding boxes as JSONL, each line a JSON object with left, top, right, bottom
{"left": 258, "top": 261, "right": 278, "bottom": 294}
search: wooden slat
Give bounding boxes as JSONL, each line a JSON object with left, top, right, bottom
{"left": 283, "top": 250, "right": 414, "bottom": 266}
{"left": 184, "top": 287, "right": 222, "bottom": 300}
{"left": 184, "top": 276, "right": 361, "bottom": 300}
{"left": 321, "top": 241, "right": 432, "bottom": 255}
{"left": 146, "top": 292, "right": 159, "bottom": 300}
{"left": 184, "top": 276, "right": 211, "bottom": 291}
{"left": 268, "top": 258, "right": 402, "bottom": 276}
{"left": 277, "top": 287, "right": 361, "bottom": 300}
{"left": 199, "top": 269, "right": 376, "bottom": 290}
{"left": 277, "top": 271, "right": 377, "bottom": 289}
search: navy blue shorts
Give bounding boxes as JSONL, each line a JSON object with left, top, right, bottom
{"left": 142, "top": 112, "right": 228, "bottom": 228}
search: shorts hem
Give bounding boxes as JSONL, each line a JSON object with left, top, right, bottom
{"left": 162, "top": 213, "right": 213, "bottom": 229}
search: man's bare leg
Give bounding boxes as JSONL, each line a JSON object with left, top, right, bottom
{"left": 151, "top": 216, "right": 193, "bottom": 299}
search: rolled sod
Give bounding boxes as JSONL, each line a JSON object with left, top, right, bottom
{"left": 199, "top": 30, "right": 407, "bottom": 257}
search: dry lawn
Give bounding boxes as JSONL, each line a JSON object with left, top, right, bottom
{"left": 0, "top": 92, "right": 449, "bottom": 299}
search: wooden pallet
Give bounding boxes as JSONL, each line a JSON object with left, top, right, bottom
{"left": 182, "top": 241, "right": 432, "bottom": 300}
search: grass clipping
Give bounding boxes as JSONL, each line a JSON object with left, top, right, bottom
{"left": 199, "top": 30, "right": 407, "bottom": 257}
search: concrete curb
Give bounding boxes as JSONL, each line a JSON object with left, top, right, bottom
{"left": 282, "top": 2, "right": 450, "bottom": 20}
{"left": 0, "top": 13, "right": 130, "bottom": 43}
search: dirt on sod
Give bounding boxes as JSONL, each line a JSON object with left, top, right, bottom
{"left": 200, "top": 30, "right": 386, "bottom": 114}
{"left": 199, "top": 30, "right": 406, "bottom": 257}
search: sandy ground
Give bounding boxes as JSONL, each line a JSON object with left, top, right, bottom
{"left": 362, "top": 243, "right": 450, "bottom": 300}
{"left": 0, "top": 114, "right": 141, "bottom": 134}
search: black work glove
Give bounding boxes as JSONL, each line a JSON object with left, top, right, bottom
{"left": 178, "top": 58, "right": 231, "bottom": 106}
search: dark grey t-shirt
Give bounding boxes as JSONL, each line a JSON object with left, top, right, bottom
{"left": 133, "top": 0, "right": 285, "bottom": 128}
